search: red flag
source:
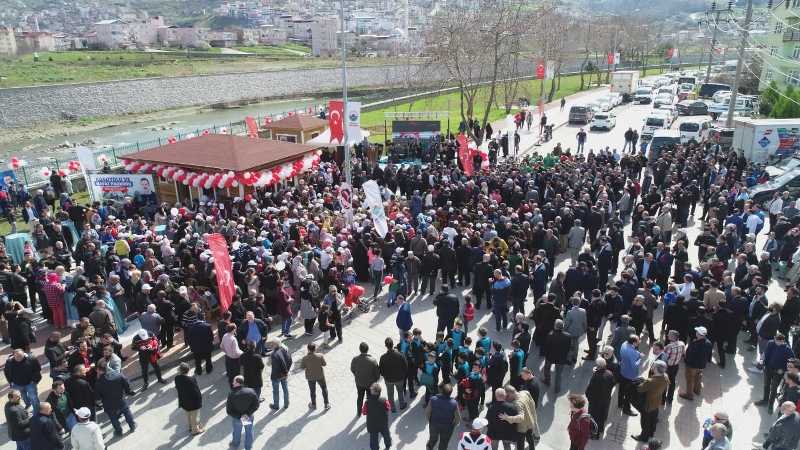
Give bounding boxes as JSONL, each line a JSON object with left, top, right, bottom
{"left": 457, "top": 134, "right": 473, "bottom": 176}
{"left": 328, "top": 100, "right": 344, "bottom": 143}
{"left": 207, "top": 233, "right": 234, "bottom": 313}
{"left": 607, "top": 52, "right": 614, "bottom": 64}
{"left": 536, "top": 63, "right": 545, "bottom": 80}
{"left": 245, "top": 116, "right": 259, "bottom": 139}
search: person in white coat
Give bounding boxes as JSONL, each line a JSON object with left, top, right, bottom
{"left": 70, "top": 407, "right": 105, "bottom": 450}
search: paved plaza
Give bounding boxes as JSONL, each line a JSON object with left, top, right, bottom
{"left": 0, "top": 83, "right": 778, "bottom": 450}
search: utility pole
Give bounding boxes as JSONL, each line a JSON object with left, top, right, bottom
{"left": 726, "top": 0, "right": 753, "bottom": 129}
{"left": 339, "top": 0, "right": 352, "bottom": 225}
{"left": 704, "top": 1, "right": 725, "bottom": 84}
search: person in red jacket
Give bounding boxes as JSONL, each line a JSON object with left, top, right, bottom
{"left": 567, "top": 394, "right": 593, "bottom": 450}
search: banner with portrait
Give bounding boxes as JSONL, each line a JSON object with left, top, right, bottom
{"left": 89, "top": 174, "right": 157, "bottom": 205}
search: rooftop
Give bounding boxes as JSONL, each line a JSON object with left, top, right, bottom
{"left": 263, "top": 114, "right": 328, "bottom": 131}
{"left": 123, "top": 134, "right": 315, "bottom": 172}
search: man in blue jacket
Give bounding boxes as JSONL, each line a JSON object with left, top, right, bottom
{"left": 491, "top": 269, "right": 512, "bottom": 332}
{"left": 756, "top": 333, "right": 795, "bottom": 414}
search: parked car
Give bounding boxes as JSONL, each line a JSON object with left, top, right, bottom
{"left": 608, "top": 92, "right": 624, "bottom": 106}
{"left": 590, "top": 113, "right": 616, "bottom": 130}
{"left": 656, "top": 104, "right": 679, "bottom": 123}
{"left": 676, "top": 100, "right": 709, "bottom": 116}
{"left": 678, "top": 115, "right": 714, "bottom": 144}
{"left": 751, "top": 168, "right": 800, "bottom": 204}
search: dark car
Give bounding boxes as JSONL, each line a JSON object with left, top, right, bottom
{"left": 568, "top": 105, "right": 594, "bottom": 124}
{"left": 677, "top": 100, "right": 709, "bottom": 116}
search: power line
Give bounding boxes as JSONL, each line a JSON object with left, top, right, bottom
{"left": 743, "top": 60, "right": 800, "bottom": 107}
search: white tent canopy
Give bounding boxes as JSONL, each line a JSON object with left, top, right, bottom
{"left": 307, "top": 127, "right": 371, "bottom": 147}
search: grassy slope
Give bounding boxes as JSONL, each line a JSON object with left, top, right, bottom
{"left": 0, "top": 191, "right": 91, "bottom": 236}
{"left": 0, "top": 50, "right": 393, "bottom": 87}
{"left": 362, "top": 74, "right": 585, "bottom": 143}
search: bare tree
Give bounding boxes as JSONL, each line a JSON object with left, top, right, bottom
{"left": 427, "top": 0, "right": 530, "bottom": 145}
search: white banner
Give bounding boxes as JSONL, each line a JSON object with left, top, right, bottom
{"left": 75, "top": 146, "right": 97, "bottom": 172}
{"left": 339, "top": 182, "right": 353, "bottom": 225}
{"left": 346, "top": 101, "right": 361, "bottom": 146}
{"left": 362, "top": 179, "right": 388, "bottom": 237}
{"left": 89, "top": 174, "right": 158, "bottom": 205}
{"left": 545, "top": 60, "right": 555, "bottom": 80}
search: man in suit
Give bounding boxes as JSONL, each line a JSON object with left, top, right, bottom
{"left": 542, "top": 319, "right": 572, "bottom": 394}
{"left": 564, "top": 297, "right": 587, "bottom": 364}
{"left": 636, "top": 253, "right": 659, "bottom": 287}
{"left": 632, "top": 361, "right": 670, "bottom": 442}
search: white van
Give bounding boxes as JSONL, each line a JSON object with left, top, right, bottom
{"left": 641, "top": 113, "right": 670, "bottom": 141}
{"left": 678, "top": 116, "right": 714, "bottom": 144}
{"left": 647, "top": 129, "right": 682, "bottom": 159}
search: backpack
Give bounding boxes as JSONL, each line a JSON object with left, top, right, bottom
{"left": 581, "top": 413, "right": 599, "bottom": 437}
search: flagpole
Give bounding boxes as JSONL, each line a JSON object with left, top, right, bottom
{"left": 339, "top": 0, "right": 352, "bottom": 227}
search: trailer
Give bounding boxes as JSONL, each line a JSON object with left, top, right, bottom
{"left": 733, "top": 118, "right": 800, "bottom": 164}
{"left": 610, "top": 70, "right": 640, "bottom": 102}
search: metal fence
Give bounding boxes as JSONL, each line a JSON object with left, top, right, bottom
{"left": 14, "top": 105, "right": 325, "bottom": 187}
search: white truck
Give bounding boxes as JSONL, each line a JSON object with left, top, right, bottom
{"left": 732, "top": 118, "right": 800, "bottom": 164}
{"left": 610, "top": 70, "right": 640, "bottom": 103}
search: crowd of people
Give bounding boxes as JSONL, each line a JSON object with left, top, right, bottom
{"left": 1, "top": 109, "right": 800, "bottom": 450}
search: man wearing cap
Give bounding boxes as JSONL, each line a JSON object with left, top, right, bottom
{"left": 679, "top": 326, "right": 713, "bottom": 401}
{"left": 458, "top": 417, "right": 491, "bottom": 449}
{"left": 631, "top": 360, "right": 669, "bottom": 442}
{"left": 70, "top": 406, "right": 104, "bottom": 450}
{"left": 132, "top": 329, "right": 166, "bottom": 390}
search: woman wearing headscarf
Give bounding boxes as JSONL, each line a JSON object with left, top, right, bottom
{"left": 44, "top": 271, "right": 67, "bottom": 329}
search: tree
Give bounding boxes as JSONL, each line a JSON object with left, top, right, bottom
{"left": 771, "top": 85, "right": 800, "bottom": 119}
{"left": 427, "top": 0, "right": 531, "bottom": 145}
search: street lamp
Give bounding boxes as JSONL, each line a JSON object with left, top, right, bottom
{"left": 339, "top": 0, "right": 352, "bottom": 225}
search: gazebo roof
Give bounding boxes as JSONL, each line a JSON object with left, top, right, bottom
{"left": 123, "top": 134, "right": 315, "bottom": 172}
{"left": 263, "top": 114, "right": 328, "bottom": 131}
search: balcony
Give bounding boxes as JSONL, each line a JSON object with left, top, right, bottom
{"left": 784, "top": 31, "right": 800, "bottom": 42}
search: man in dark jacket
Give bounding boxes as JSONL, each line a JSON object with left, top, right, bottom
{"left": 187, "top": 318, "right": 214, "bottom": 375}
{"left": 425, "top": 383, "right": 460, "bottom": 450}
{"left": 531, "top": 296, "right": 560, "bottom": 356}
{"left": 437, "top": 241, "right": 457, "bottom": 288}
{"left": 585, "top": 291, "right": 607, "bottom": 360}
{"left": 543, "top": 319, "right": 572, "bottom": 393}
{"left": 94, "top": 360, "right": 136, "bottom": 436}
{"left": 3, "top": 349, "right": 42, "bottom": 413}
{"left": 351, "top": 342, "right": 381, "bottom": 417}
{"left": 267, "top": 339, "right": 292, "bottom": 410}
{"left": 174, "top": 363, "right": 204, "bottom": 435}
{"left": 5, "top": 390, "right": 31, "bottom": 449}
{"left": 679, "top": 326, "right": 713, "bottom": 401}
{"left": 65, "top": 365, "right": 95, "bottom": 420}
{"left": 486, "top": 387, "right": 520, "bottom": 448}
{"left": 491, "top": 269, "right": 512, "bottom": 332}
{"left": 227, "top": 375, "right": 259, "bottom": 450}
{"left": 31, "top": 402, "right": 64, "bottom": 449}
{"left": 421, "top": 245, "right": 440, "bottom": 296}
{"left": 472, "top": 254, "right": 494, "bottom": 309}
{"left": 585, "top": 358, "right": 615, "bottom": 439}
{"left": 433, "top": 286, "right": 459, "bottom": 334}
{"left": 510, "top": 266, "right": 530, "bottom": 315}
{"left": 486, "top": 342, "right": 508, "bottom": 402}
{"left": 362, "top": 382, "right": 391, "bottom": 450}
{"left": 379, "top": 337, "right": 408, "bottom": 412}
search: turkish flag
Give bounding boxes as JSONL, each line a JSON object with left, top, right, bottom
{"left": 329, "top": 100, "right": 344, "bottom": 143}
{"left": 207, "top": 233, "right": 234, "bottom": 313}
{"left": 457, "top": 133, "right": 473, "bottom": 176}
{"left": 536, "top": 63, "right": 545, "bottom": 80}
{"left": 607, "top": 52, "right": 614, "bottom": 65}
{"left": 245, "top": 116, "right": 259, "bottom": 139}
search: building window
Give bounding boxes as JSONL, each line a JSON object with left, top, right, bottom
{"left": 786, "top": 70, "right": 800, "bottom": 85}
{"left": 776, "top": 21, "right": 784, "bottom": 34}
{"left": 771, "top": 46, "right": 779, "bottom": 56}
{"left": 766, "top": 70, "right": 774, "bottom": 81}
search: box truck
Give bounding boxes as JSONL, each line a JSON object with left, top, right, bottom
{"left": 610, "top": 70, "right": 640, "bottom": 102}
{"left": 733, "top": 118, "right": 800, "bottom": 164}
